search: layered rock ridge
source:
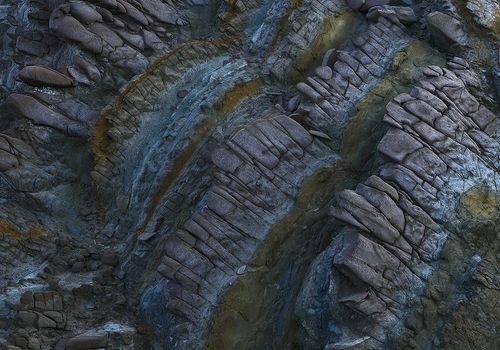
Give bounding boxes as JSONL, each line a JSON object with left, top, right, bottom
{"left": 296, "top": 58, "right": 499, "bottom": 349}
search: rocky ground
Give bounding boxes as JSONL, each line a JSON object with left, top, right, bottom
{"left": 0, "top": 0, "right": 498, "bottom": 349}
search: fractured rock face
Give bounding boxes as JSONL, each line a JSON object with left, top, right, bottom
{"left": 297, "top": 58, "right": 499, "bottom": 348}
{"left": 0, "top": 134, "right": 35, "bottom": 172}
{"left": 141, "top": 114, "right": 332, "bottom": 349}
{"left": 466, "top": 0, "right": 500, "bottom": 31}
{"left": 294, "top": 16, "right": 408, "bottom": 135}
{"left": 0, "top": 0, "right": 498, "bottom": 349}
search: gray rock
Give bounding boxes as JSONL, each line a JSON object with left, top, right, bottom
{"left": 143, "top": 30, "right": 166, "bottom": 50}
{"left": 367, "top": 6, "right": 417, "bottom": 24}
{"left": 362, "top": 0, "right": 389, "bottom": 11}
{"left": 65, "top": 335, "right": 108, "bottom": 350}
{"left": 231, "top": 129, "right": 280, "bottom": 169}
{"left": 117, "top": 30, "right": 145, "bottom": 50}
{"left": 287, "top": 95, "right": 301, "bottom": 112}
{"left": 6, "top": 94, "right": 88, "bottom": 137}
{"left": 100, "top": 250, "right": 119, "bottom": 266}
{"left": 18, "top": 66, "right": 75, "bottom": 88}
{"left": 211, "top": 148, "right": 242, "bottom": 173}
{"left": 308, "top": 129, "right": 331, "bottom": 140}
{"left": 71, "top": 261, "right": 84, "bottom": 273}
{"left": 321, "top": 48, "right": 336, "bottom": 66}
{"left": 296, "top": 82, "right": 323, "bottom": 103}
{"left": 378, "top": 129, "right": 423, "bottom": 162}
{"left": 347, "top": 0, "right": 364, "bottom": 11}
{"left": 0, "top": 149, "right": 19, "bottom": 171}
{"left": 49, "top": 11, "right": 94, "bottom": 44}
{"left": 15, "top": 37, "right": 48, "bottom": 57}
{"left": 137, "top": 0, "right": 182, "bottom": 24}
{"left": 77, "top": 59, "right": 101, "bottom": 81}
{"left": 69, "top": 1, "right": 103, "bottom": 24}
{"left": 68, "top": 66, "right": 91, "bottom": 85}
{"left": 17, "top": 311, "right": 36, "bottom": 328}
{"left": 315, "top": 66, "right": 333, "bottom": 80}
{"left": 427, "top": 11, "right": 467, "bottom": 48}
{"left": 37, "top": 313, "right": 56, "bottom": 328}
{"left": 88, "top": 23, "right": 123, "bottom": 48}
{"left": 465, "top": 0, "right": 499, "bottom": 30}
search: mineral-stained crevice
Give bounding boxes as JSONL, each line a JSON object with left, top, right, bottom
{"left": 0, "top": 0, "right": 498, "bottom": 349}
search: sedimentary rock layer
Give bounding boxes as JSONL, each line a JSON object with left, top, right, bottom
{"left": 0, "top": 0, "right": 498, "bottom": 349}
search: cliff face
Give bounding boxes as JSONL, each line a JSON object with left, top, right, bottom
{"left": 0, "top": 1, "right": 498, "bottom": 349}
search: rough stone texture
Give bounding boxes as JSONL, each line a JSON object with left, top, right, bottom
{"left": 0, "top": 0, "right": 498, "bottom": 349}
{"left": 296, "top": 59, "right": 499, "bottom": 349}
{"left": 465, "top": 0, "right": 500, "bottom": 31}
{"left": 6, "top": 94, "right": 88, "bottom": 137}
{"left": 18, "top": 66, "right": 75, "bottom": 88}
{"left": 427, "top": 11, "right": 468, "bottom": 48}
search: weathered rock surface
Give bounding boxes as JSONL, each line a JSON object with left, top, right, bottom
{"left": 465, "top": 0, "right": 500, "bottom": 31}
{"left": 18, "top": 66, "right": 75, "bottom": 88}
{"left": 297, "top": 59, "right": 499, "bottom": 349}
{"left": 427, "top": 11, "right": 468, "bottom": 48}
{"left": 0, "top": 0, "right": 498, "bottom": 349}
{"left": 6, "top": 94, "right": 88, "bottom": 137}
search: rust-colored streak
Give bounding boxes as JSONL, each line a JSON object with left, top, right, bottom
{"left": 91, "top": 39, "right": 226, "bottom": 162}
{"left": 268, "top": 0, "right": 303, "bottom": 51}
{"left": 140, "top": 77, "right": 261, "bottom": 230}
{"left": 143, "top": 118, "right": 215, "bottom": 226}
{"left": 90, "top": 0, "right": 267, "bottom": 164}
{"left": 0, "top": 221, "right": 43, "bottom": 240}
{"left": 214, "top": 78, "right": 263, "bottom": 115}
{"left": 91, "top": 116, "right": 110, "bottom": 161}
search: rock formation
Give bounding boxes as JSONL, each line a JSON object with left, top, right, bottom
{"left": 0, "top": 0, "right": 498, "bottom": 349}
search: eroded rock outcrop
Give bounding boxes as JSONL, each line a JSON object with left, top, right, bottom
{"left": 296, "top": 59, "right": 499, "bottom": 349}
{"left": 139, "top": 115, "right": 333, "bottom": 348}
{"left": 0, "top": 0, "right": 498, "bottom": 349}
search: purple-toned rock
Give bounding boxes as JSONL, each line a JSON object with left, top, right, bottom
{"left": 69, "top": 1, "right": 103, "bottom": 24}
{"left": 6, "top": 94, "right": 88, "bottom": 137}
{"left": 49, "top": 11, "right": 94, "bottom": 43}
{"left": 137, "top": 0, "right": 182, "bottom": 25}
{"left": 315, "top": 66, "right": 333, "bottom": 80}
{"left": 18, "top": 65, "right": 75, "bottom": 87}
{"left": 378, "top": 129, "right": 423, "bottom": 162}
{"left": 347, "top": 0, "right": 365, "bottom": 10}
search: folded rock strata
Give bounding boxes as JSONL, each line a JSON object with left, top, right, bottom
{"left": 0, "top": 0, "right": 498, "bottom": 349}
{"left": 140, "top": 115, "right": 334, "bottom": 348}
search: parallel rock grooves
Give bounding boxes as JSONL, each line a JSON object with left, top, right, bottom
{"left": 91, "top": 40, "right": 227, "bottom": 186}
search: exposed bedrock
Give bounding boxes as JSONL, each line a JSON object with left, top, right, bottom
{"left": 139, "top": 114, "right": 336, "bottom": 349}
{"left": 0, "top": 0, "right": 499, "bottom": 349}
{"left": 296, "top": 60, "right": 499, "bottom": 349}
